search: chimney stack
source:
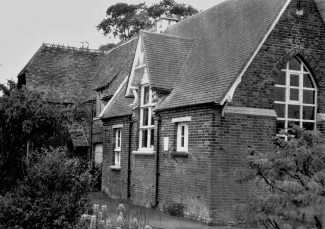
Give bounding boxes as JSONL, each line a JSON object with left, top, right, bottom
{"left": 156, "top": 17, "right": 178, "bottom": 33}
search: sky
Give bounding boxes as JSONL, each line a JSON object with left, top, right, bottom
{"left": 0, "top": 0, "right": 224, "bottom": 85}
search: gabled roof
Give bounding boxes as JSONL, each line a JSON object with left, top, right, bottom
{"left": 93, "top": 38, "right": 138, "bottom": 93}
{"left": 155, "top": 0, "right": 290, "bottom": 110}
{"left": 141, "top": 31, "right": 195, "bottom": 90}
{"left": 18, "top": 44, "right": 104, "bottom": 103}
{"left": 100, "top": 77, "right": 133, "bottom": 119}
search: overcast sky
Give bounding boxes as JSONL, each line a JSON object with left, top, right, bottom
{"left": 0, "top": 0, "right": 224, "bottom": 85}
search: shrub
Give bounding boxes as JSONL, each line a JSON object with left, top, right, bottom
{"left": 0, "top": 148, "right": 93, "bottom": 229}
{"left": 237, "top": 126, "right": 325, "bottom": 229}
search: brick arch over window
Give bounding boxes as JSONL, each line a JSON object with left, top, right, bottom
{"left": 271, "top": 48, "right": 323, "bottom": 85}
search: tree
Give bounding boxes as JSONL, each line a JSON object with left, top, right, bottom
{"left": 97, "top": 0, "right": 198, "bottom": 42}
{"left": 98, "top": 43, "right": 117, "bottom": 52}
{"left": 0, "top": 81, "right": 82, "bottom": 194}
{"left": 237, "top": 126, "right": 325, "bottom": 229}
{"left": 0, "top": 148, "right": 92, "bottom": 229}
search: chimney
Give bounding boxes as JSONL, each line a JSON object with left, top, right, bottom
{"left": 156, "top": 17, "right": 178, "bottom": 33}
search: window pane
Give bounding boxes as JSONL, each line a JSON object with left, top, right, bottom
{"left": 288, "top": 105, "right": 300, "bottom": 119}
{"left": 181, "top": 126, "right": 185, "bottom": 147}
{"left": 150, "top": 129, "right": 155, "bottom": 147}
{"left": 142, "top": 108, "right": 149, "bottom": 126}
{"left": 276, "top": 120, "right": 285, "bottom": 134}
{"left": 303, "top": 90, "right": 315, "bottom": 104}
{"left": 142, "top": 130, "right": 148, "bottom": 148}
{"left": 275, "top": 71, "right": 286, "bottom": 85}
{"left": 303, "top": 122, "right": 315, "bottom": 130}
{"left": 117, "top": 130, "right": 121, "bottom": 148}
{"left": 303, "top": 74, "right": 313, "bottom": 88}
{"left": 290, "top": 74, "right": 299, "bottom": 87}
{"left": 303, "top": 106, "right": 315, "bottom": 120}
{"left": 181, "top": 126, "right": 185, "bottom": 137}
{"left": 289, "top": 58, "right": 301, "bottom": 71}
{"left": 151, "top": 113, "right": 154, "bottom": 126}
{"left": 143, "top": 87, "right": 150, "bottom": 105}
{"left": 274, "top": 87, "right": 286, "bottom": 102}
{"left": 290, "top": 89, "right": 299, "bottom": 101}
{"left": 275, "top": 103, "right": 285, "bottom": 118}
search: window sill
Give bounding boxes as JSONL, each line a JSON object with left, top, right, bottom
{"left": 132, "top": 150, "right": 155, "bottom": 156}
{"left": 171, "top": 151, "right": 189, "bottom": 157}
{"left": 110, "top": 165, "right": 121, "bottom": 170}
{"left": 114, "top": 149, "right": 121, "bottom": 152}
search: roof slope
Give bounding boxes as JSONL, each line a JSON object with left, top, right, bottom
{"left": 142, "top": 31, "right": 195, "bottom": 90}
{"left": 157, "top": 0, "right": 288, "bottom": 110}
{"left": 93, "top": 38, "right": 138, "bottom": 93}
{"left": 19, "top": 44, "right": 104, "bottom": 103}
{"left": 315, "top": 0, "right": 325, "bottom": 23}
{"left": 68, "top": 122, "right": 89, "bottom": 148}
{"left": 101, "top": 79, "right": 133, "bottom": 119}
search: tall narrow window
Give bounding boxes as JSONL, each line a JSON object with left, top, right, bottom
{"left": 177, "top": 123, "right": 189, "bottom": 152}
{"left": 274, "top": 57, "right": 317, "bottom": 139}
{"left": 139, "top": 86, "right": 155, "bottom": 150}
{"left": 114, "top": 129, "right": 121, "bottom": 167}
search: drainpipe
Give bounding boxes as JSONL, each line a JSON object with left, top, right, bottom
{"left": 127, "top": 115, "right": 133, "bottom": 199}
{"left": 154, "top": 113, "right": 161, "bottom": 208}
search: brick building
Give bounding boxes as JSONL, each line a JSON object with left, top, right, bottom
{"left": 98, "top": 0, "right": 325, "bottom": 225}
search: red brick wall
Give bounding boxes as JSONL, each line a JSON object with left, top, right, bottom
{"left": 102, "top": 116, "right": 130, "bottom": 199}
{"left": 129, "top": 107, "right": 157, "bottom": 207}
{"left": 157, "top": 105, "right": 216, "bottom": 223}
{"left": 212, "top": 111, "right": 276, "bottom": 224}
{"left": 232, "top": 0, "right": 325, "bottom": 129}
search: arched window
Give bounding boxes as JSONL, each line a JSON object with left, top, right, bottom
{"left": 274, "top": 57, "right": 317, "bottom": 137}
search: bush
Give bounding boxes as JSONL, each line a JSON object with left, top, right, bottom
{"left": 0, "top": 148, "right": 93, "bottom": 229}
{"left": 237, "top": 126, "right": 325, "bottom": 229}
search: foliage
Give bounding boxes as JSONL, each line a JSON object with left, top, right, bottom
{"left": 98, "top": 43, "right": 117, "bottom": 52}
{"left": 237, "top": 126, "right": 325, "bottom": 229}
{"left": 0, "top": 81, "right": 84, "bottom": 194}
{"left": 0, "top": 148, "right": 92, "bottom": 229}
{"left": 97, "top": 0, "right": 198, "bottom": 42}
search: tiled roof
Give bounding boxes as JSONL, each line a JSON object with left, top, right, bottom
{"left": 68, "top": 122, "right": 89, "bottom": 148}
{"left": 93, "top": 38, "right": 138, "bottom": 95}
{"left": 156, "top": 0, "right": 288, "bottom": 110}
{"left": 18, "top": 44, "right": 104, "bottom": 103}
{"left": 315, "top": 0, "right": 325, "bottom": 23}
{"left": 142, "top": 31, "right": 195, "bottom": 90}
{"left": 101, "top": 79, "right": 133, "bottom": 119}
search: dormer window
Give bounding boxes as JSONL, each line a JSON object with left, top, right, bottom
{"left": 274, "top": 57, "right": 317, "bottom": 139}
{"left": 139, "top": 85, "right": 156, "bottom": 151}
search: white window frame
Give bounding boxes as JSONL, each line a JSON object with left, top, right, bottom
{"left": 139, "top": 85, "right": 156, "bottom": 151}
{"left": 114, "top": 128, "right": 121, "bottom": 167}
{"left": 177, "top": 123, "right": 189, "bottom": 152}
{"left": 274, "top": 57, "right": 317, "bottom": 140}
